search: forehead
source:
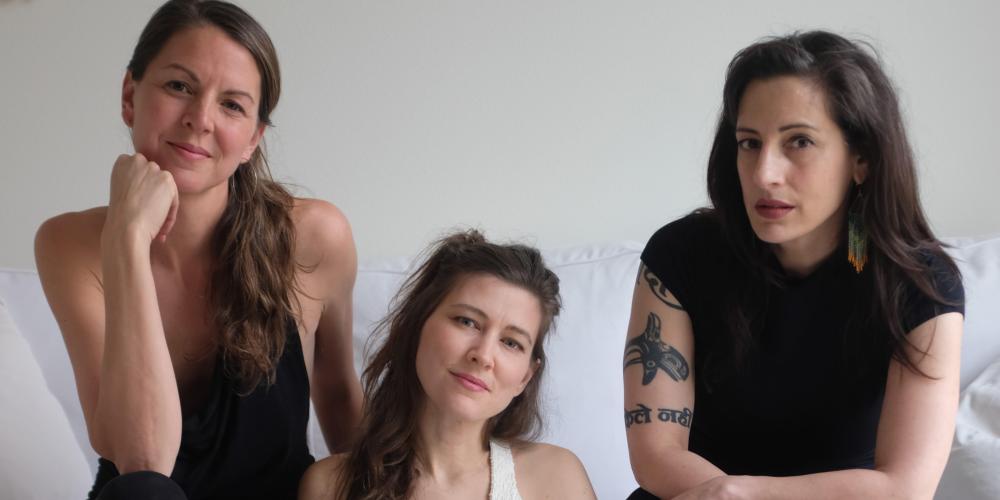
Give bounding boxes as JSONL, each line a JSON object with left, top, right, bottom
{"left": 150, "top": 25, "right": 261, "bottom": 94}
{"left": 736, "top": 76, "right": 834, "bottom": 127}
{"left": 440, "top": 274, "right": 544, "bottom": 340}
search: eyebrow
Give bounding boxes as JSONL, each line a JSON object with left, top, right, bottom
{"left": 735, "top": 123, "right": 819, "bottom": 134}
{"left": 162, "top": 63, "right": 256, "bottom": 104}
{"left": 451, "top": 303, "right": 535, "bottom": 345}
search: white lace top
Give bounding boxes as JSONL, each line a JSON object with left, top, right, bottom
{"left": 488, "top": 440, "right": 523, "bottom": 500}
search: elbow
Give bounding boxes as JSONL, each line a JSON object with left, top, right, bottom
{"left": 87, "top": 411, "right": 180, "bottom": 476}
{"left": 875, "top": 468, "right": 937, "bottom": 500}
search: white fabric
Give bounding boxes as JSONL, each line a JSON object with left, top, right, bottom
{"left": 489, "top": 440, "right": 522, "bottom": 500}
{"left": 935, "top": 358, "right": 1000, "bottom": 500}
{"left": 943, "top": 235, "right": 1000, "bottom": 389}
{"left": 0, "top": 298, "right": 91, "bottom": 499}
{"left": 4, "top": 235, "right": 1000, "bottom": 500}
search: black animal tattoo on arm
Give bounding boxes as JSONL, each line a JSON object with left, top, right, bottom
{"left": 640, "top": 263, "right": 684, "bottom": 311}
{"left": 624, "top": 312, "right": 690, "bottom": 384}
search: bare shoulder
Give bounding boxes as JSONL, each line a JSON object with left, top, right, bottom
{"left": 35, "top": 207, "right": 107, "bottom": 277}
{"left": 292, "top": 198, "right": 354, "bottom": 257}
{"left": 512, "top": 442, "right": 596, "bottom": 499}
{"left": 299, "top": 453, "right": 347, "bottom": 500}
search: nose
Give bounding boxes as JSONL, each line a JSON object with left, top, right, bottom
{"left": 183, "top": 95, "right": 214, "bottom": 134}
{"left": 751, "top": 143, "right": 786, "bottom": 188}
{"left": 467, "top": 336, "right": 495, "bottom": 370}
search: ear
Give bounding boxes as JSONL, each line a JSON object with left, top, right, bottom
{"left": 516, "top": 358, "right": 541, "bottom": 394}
{"left": 241, "top": 123, "right": 265, "bottom": 163}
{"left": 852, "top": 154, "right": 868, "bottom": 186}
{"left": 121, "top": 71, "right": 136, "bottom": 128}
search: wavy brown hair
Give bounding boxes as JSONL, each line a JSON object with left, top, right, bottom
{"left": 128, "top": 0, "right": 297, "bottom": 390}
{"left": 704, "top": 31, "right": 962, "bottom": 382}
{"left": 334, "top": 230, "right": 561, "bottom": 500}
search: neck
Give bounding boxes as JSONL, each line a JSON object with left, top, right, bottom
{"left": 772, "top": 218, "right": 843, "bottom": 278}
{"left": 150, "top": 187, "right": 229, "bottom": 273}
{"left": 415, "top": 402, "right": 490, "bottom": 483}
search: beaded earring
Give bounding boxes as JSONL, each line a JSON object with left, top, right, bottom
{"left": 847, "top": 188, "right": 867, "bottom": 273}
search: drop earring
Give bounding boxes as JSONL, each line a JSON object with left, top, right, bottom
{"left": 847, "top": 188, "right": 867, "bottom": 273}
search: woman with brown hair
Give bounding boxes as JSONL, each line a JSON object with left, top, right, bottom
{"left": 299, "top": 230, "right": 596, "bottom": 500}
{"left": 34, "top": 1, "right": 361, "bottom": 498}
{"left": 625, "top": 31, "right": 964, "bottom": 498}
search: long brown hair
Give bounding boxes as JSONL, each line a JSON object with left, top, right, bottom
{"left": 335, "top": 230, "right": 561, "bottom": 500}
{"left": 128, "top": 0, "right": 296, "bottom": 390}
{"left": 705, "top": 31, "right": 961, "bottom": 380}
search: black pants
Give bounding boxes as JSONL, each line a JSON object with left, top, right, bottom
{"left": 95, "top": 471, "right": 187, "bottom": 500}
{"left": 627, "top": 487, "right": 661, "bottom": 500}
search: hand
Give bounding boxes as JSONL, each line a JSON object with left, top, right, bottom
{"left": 104, "top": 153, "right": 179, "bottom": 245}
{"left": 670, "top": 476, "right": 756, "bottom": 500}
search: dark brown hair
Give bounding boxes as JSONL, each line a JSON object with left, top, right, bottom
{"left": 705, "top": 30, "right": 961, "bottom": 380}
{"left": 129, "top": 0, "right": 296, "bottom": 389}
{"left": 335, "top": 230, "right": 561, "bottom": 500}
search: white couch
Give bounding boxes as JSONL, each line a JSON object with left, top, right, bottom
{"left": 2, "top": 238, "right": 999, "bottom": 499}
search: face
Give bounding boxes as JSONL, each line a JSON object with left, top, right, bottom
{"left": 735, "top": 76, "right": 866, "bottom": 257}
{"left": 122, "top": 25, "right": 264, "bottom": 196}
{"left": 415, "top": 273, "right": 542, "bottom": 424}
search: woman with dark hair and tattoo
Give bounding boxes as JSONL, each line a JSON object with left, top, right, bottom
{"left": 34, "top": 1, "right": 362, "bottom": 498}
{"left": 624, "top": 31, "right": 964, "bottom": 499}
{"left": 299, "top": 230, "right": 596, "bottom": 500}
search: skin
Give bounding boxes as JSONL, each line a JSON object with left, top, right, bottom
{"left": 34, "top": 25, "right": 362, "bottom": 476}
{"left": 624, "top": 76, "right": 963, "bottom": 499}
{"left": 299, "top": 274, "right": 596, "bottom": 499}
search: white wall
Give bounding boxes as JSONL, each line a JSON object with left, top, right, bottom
{"left": 2, "top": 0, "right": 998, "bottom": 269}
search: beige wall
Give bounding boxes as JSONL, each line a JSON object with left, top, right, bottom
{"left": 2, "top": 0, "right": 998, "bottom": 268}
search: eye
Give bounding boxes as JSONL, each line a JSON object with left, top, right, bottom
{"left": 164, "top": 80, "right": 192, "bottom": 94}
{"left": 501, "top": 337, "right": 525, "bottom": 352}
{"left": 222, "top": 100, "right": 247, "bottom": 115}
{"left": 736, "top": 138, "right": 760, "bottom": 151}
{"left": 788, "top": 135, "right": 815, "bottom": 149}
{"left": 454, "top": 316, "right": 479, "bottom": 330}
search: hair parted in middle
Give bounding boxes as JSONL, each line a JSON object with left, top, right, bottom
{"left": 703, "top": 30, "right": 961, "bottom": 383}
{"left": 335, "top": 229, "right": 561, "bottom": 500}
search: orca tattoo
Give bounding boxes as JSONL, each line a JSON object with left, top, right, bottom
{"left": 624, "top": 312, "right": 689, "bottom": 384}
{"left": 641, "top": 264, "right": 684, "bottom": 311}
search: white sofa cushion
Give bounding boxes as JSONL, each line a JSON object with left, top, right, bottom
{"left": 0, "top": 298, "right": 91, "bottom": 498}
{"left": 944, "top": 236, "right": 1000, "bottom": 389}
{"left": 936, "top": 358, "right": 1000, "bottom": 499}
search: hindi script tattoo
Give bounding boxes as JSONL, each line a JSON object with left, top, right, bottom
{"left": 624, "top": 312, "right": 689, "bottom": 384}
{"left": 641, "top": 264, "right": 684, "bottom": 311}
{"left": 624, "top": 404, "right": 692, "bottom": 428}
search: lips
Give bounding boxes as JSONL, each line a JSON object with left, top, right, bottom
{"left": 167, "top": 141, "right": 211, "bottom": 160}
{"left": 755, "top": 198, "right": 794, "bottom": 220}
{"left": 450, "top": 371, "right": 490, "bottom": 392}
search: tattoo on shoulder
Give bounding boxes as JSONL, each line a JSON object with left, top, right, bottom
{"left": 623, "top": 312, "right": 690, "bottom": 384}
{"left": 640, "top": 264, "right": 684, "bottom": 311}
{"left": 624, "top": 404, "right": 692, "bottom": 428}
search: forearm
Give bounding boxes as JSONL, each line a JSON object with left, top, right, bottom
{"left": 97, "top": 232, "right": 181, "bottom": 474}
{"left": 744, "top": 468, "right": 917, "bottom": 500}
{"left": 633, "top": 447, "right": 726, "bottom": 499}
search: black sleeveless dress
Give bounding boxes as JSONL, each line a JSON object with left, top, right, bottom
{"left": 88, "top": 322, "right": 315, "bottom": 500}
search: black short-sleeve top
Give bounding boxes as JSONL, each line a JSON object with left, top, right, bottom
{"left": 640, "top": 212, "right": 964, "bottom": 476}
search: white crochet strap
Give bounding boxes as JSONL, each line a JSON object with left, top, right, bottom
{"left": 488, "top": 440, "right": 522, "bottom": 500}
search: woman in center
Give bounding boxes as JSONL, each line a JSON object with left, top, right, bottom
{"left": 300, "top": 231, "right": 596, "bottom": 500}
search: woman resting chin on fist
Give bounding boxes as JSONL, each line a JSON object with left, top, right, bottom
{"left": 34, "top": 2, "right": 362, "bottom": 499}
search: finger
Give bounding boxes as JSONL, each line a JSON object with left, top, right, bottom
{"left": 158, "top": 173, "right": 180, "bottom": 240}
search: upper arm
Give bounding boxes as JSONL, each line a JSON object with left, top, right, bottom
{"left": 34, "top": 212, "right": 108, "bottom": 450}
{"left": 297, "top": 200, "right": 358, "bottom": 379}
{"left": 874, "top": 312, "right": 963, "bottom": 498}
{"left": 624, "top": 262, "right": 696, "bottom": 468}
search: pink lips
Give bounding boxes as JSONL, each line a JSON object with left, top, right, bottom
{"left": 450, "top": 371, "right": 489, "bottom": 392}
{"left": 755, "top": 198, "right": 794, "bottom": 220}
{"left": 168, "top": 141, "right": 211, "bottom": 160}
